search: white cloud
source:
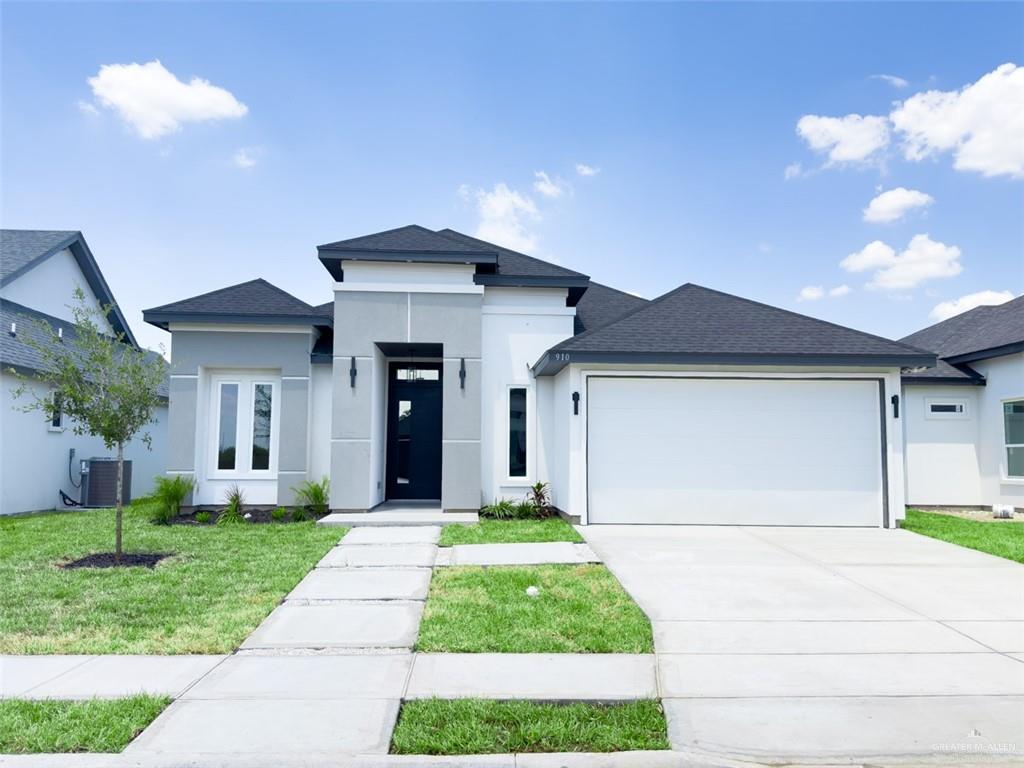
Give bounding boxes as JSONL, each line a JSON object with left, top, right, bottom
{"left": 533, "top": 171, "right": 569, "bottom": 199}
{"left": 929, "top": 290, "right": 1015, "bottom": 321}
{"left": 77, "top": 100, "right": 99, "bottom": 116}
{"left": 233, "top": 147, "right": 262, "bottom": 169}
{"left": 840, "top": 240, "right": 897, "bottom": 273}
{"left": 871, "top": 74, "right": 909, "bottom": 89}
{"left": 796, "top": 113, "right": 890, "bottom": 164}
{"left": 783, "top": 161, "right": 804, "bottom": 180}
{"left": 798, "top": 285, "right": 825, "bottom": 301}
{"left": 472, "top": 183, "right": 540, "bottom": 253}
{"left": 863, "top": 187, "right": 934, "bottom": 223}
{"left": 829, "top": 284, "right": 851, "bottom": 297}
{"left": 889, "top": 63, "right": 1024, "bottom": 178}
{"left": 86, "top": 60, "right": 248, "bottom": 139}
{"left": 842, "top": 234, "right": 962, "bottom": 291}
{"left": 575, "top": 163, "right": 600, "bottom": 177}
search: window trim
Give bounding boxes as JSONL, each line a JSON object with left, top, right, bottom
{"left": 925, "top": 397, "right": 969, "bottom": 420}
{"left": 1003, "top": 397, "right": 1024, "bottom": 481}
{"left": 207, "top": 374, "right": 279, "bottom": 480}
{"left": 505, "top": 384, "right": 531, "bottom": 483}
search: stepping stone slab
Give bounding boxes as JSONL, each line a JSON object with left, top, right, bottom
{"left": 288, "top": 568, "right": 431, "bottom": 601}
{"left": 0, "top": 656, "right": 95, "bottom": 697}
{"left": 24, "top": 655, "right": 226, "bottom": 699}
{"left": 406, "top": 653, "right": 658, "bottom": 700}
{"left": 319, "top": 544, "right": 437, "bottom": 567}
{"left": 127, "top": 698, "right": 399, "bottom": 755}
{"left": 241, "top": 602, "right": 423, "bottom": 649}
{"left": 443, "top": 542, "right": 599, "bottom": 566}
{"left": 342, "top": 526, "right": 441, "bottom": 545}
{"left": 183, "top": 654, "right": 411, "bottom": 700}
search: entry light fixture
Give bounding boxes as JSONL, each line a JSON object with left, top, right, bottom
{"left": 349, "top": 356, "right": 357, "bottom": 388}
{"left": 890, "top": 394, "right": 899, "bottom": 418}
{"left": 572, "top": 391, "right": 580, "bottom": 415}
{"left": 459, "top": 358, "right": 466, "bottom": 390}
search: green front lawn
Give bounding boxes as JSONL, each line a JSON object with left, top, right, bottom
{"left": 416, "top": 564, "right": 653, "bottom": 653}
{"left": 0, "top": 696, "right": 169, "bottom": 753}
{"left": 439, "top": 518, "right": 584, "bottom": 546}
{"left": 0, "top": 504, "right": 344, "bottom": 654}
{"left": 391, "top": 698, "right": 669, "bottom": 755}
{"left": 903, "top": 508, "right": 1024, "bottom": 564}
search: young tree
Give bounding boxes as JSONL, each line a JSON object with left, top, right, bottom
{"left": 10, "top": 288, "right": 166, "bottom": 563}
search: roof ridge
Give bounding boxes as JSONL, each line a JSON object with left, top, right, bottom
{"left": 146, "top": 278, "right": 314, "bottom": 313}
{"left": 686, "top": 283, "right": 935, "bottom": 356}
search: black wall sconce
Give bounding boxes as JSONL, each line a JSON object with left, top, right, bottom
{"left": 891, "top": 394, "right": 899, "bottom": 418}
{"left": 572, "top": 391, "right": 580, "bottom": 415}
{"left": 349, "top": 356, "right": 357, "bottom": 388}
{"left": 459, "top": 358, "right": 466, "bottom": 390}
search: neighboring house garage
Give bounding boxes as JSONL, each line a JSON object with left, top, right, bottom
{"left": 534, "top": 284, "right": 935, "bottom": 527}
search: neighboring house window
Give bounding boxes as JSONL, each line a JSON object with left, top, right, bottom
{"left": 211, "top": 376, "right": 277, "bottom": 476}
{"left": 508, "top": 387, "right": 527, "bottom": 478}
{"left": 1005, "top": 400, "right": 1024, "bottom": 478}
{"left": 48, "top": 392, "right": 63, "bottom": 431}
{"left": 926, "top": 398, "right": 968, "bottom": 420}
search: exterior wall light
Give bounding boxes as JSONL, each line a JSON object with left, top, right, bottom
{"left": 459, "top": 358, "right": 466, "bottom": 390}
{"left": 349, "top": 356, "right": 357, "bottom": 388}
{"left": 891, "top": 394, "right": 900, "bottom": 418}
{"left": 572, "top": 391, "right": 580, "bottom": 415}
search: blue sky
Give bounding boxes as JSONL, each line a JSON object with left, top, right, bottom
{"left": 2, "top": 2, "right": 1021, "bottom": 354}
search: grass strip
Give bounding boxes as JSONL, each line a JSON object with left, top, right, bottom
{"left": 903, "top": 509, "right": 1023, "bottom": 564}
{"left": 0, "top": 696, "right": 169, "bottom": 753}
{"left": 439, "top": 518, "right": 584, "bottom": 546}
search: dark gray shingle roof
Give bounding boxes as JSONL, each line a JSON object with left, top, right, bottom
{"left": 143, "top": 279, "right": 326, "bottom": 329}
{"left": 2, "top": 301, "right": 168, "bottom": 398}
{"left": 320, "top": 225, "right": 493, "bottom": 255}
{"left": 1, "top": 230, "right": 78, "bottom": 282}
{"left": 435, "top": 229, "right": 588, "bottom": 280}
{"left": 536, "top": 283, "right": 934, "bottom": 374}
{"left": 900, "top": 295, "right": 1023, "bottom": 362}
{"left": 573, "top": 282, "right": 649, "bottom": 334}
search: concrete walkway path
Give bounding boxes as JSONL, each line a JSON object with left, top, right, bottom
{"left": 435, "top": 541, "right": 599, "bottom": 566}
{"left": 582, "top": 524, "right": 1024, "bottom": 765}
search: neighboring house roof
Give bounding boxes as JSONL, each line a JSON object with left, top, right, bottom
{"left": 0, "top": 229, "right": 138, "bottom": 347}
{"left": 900, "top": 295, "right": 1024, "bottom": 365}
{"left": 143, "top": 278, "right": 329, "bottom": 330}
{"left": 573, "top": 281, "right": 649, "bottom": 334}
{"left": 1, "top": 300, "right": 168, "bottom": 398}
{"left": 534, "top": 283, "right": 936, "bottom": 375}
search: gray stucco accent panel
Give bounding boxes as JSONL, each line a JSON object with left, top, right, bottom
{"left": 442, "top": 359, "right": 481, "bottom": 441}
{"left": 410, "top": 293, "right": 482, "bottom": 358}
{"left": 442, "top": 441, "right": 481, "bottom": 511}
{"left": 332, "top": 358, "right": 373, "bottom": 440}
{"left": 172, "top": 331, "right": 312, "bottom": 377}
{"left": 278, "top": 379, "right": 309, "bottom": 473}
{"left": 167, "top": 377, "right": 198, "bottom": 471}
{"left": 334, "top": 293, "right": 407, "bottom": 357}
{"left": 330, "top": 440, "right": 371, "bottom": 510}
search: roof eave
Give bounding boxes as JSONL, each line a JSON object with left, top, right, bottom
{"left": 943, "top": 341, "right": 1024, "bottom": 365}
{"left": 901, "top": 375, "right": 986, "bottom": 386}
{"left": 474, "top": 275, "right": 591, "bottom": 306}
{"left": 143, "top": 311, "right": 328, "bottom": 331}
{"left": 533, "top": 350, "right": 937, "bottom": 377}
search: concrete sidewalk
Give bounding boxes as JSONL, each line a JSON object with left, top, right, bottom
{"left": 435, "top": 541, "right": 599, "bottom": 566}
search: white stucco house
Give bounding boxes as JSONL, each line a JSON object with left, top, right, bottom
{"left": 900, "top": 296, "right": 1023, "bottom": 512}
{"left": 142, "top": 225, "right": 939, "bottom": 528}
{"left": 0, "top": 230, "right": 168, "bottom": 516}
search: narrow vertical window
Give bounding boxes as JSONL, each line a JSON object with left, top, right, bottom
{"left": 509, "top": 387, "right": 527, "bottom": 477}
{"left": 217, "top": 383, "right": 239, "bottom": 470}
{"left": 251, "top": 384, "right": 273, "bottom": 471}
{"left": 1005, "top": 400, "right": 1024, "bottom": 478}
{"left": 49, "top": 393, "right": 63, "bottom": 429}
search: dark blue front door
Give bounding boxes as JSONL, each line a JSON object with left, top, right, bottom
{"left": 386, "top": 363, "right": 442, "bottom": 500}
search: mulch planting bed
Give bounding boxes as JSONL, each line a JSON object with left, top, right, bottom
{"left": 173, "top": 509, "right": 330, "bottom": 525}
{"left": 59, "top": 552, "right": 173, "bottom": 569}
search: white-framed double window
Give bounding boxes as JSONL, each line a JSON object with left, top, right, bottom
{"left": 507, "top": 385, "right": 530, "bottom": 481}
{"left": 1004, "top": 399, "right": 1024, "bottom": 479}
{"left": 208, "top": 374, "right": 280, "bottom": 478}
{"left": 925, "top": 397, "right": 969, "bottom": 420}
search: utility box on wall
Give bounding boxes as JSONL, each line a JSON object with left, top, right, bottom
{"left": 80, "top": 458, "right": 132, "bottom": 507}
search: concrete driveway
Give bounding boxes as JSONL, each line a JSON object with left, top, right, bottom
{"left": 581, "top": 525, "right": 1024, "bottom": 764}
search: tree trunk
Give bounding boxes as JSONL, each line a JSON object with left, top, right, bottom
{"left": 115, "top": 442, "right": 124, "bottom": 564}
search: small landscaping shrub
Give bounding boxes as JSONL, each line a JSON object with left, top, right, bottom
{"left": 292, "top": 477, "right": 330, "bottom": 520}
{"left": 271, "top": 506, "right": 288, "bottom": 522}
{"left": 194, "top": 511, "right": 212, "bottom": 524}
{"left": 481, "top": 499, "right": 517, "bottom": 519}
{"left": 528, "top": 481, "right": 551, "bottom": 510}
{"left": 216, "top": 485, "right": 246, "bottom": 526}
{"left": 150, "top": 475, "right": 195, "bottom": 525}
{"left": 513, "top": 501, "right": 539, "bottom": 519}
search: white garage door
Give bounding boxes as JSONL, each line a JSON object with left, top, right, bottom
{"left": 587, "top": 377, "right": 885, "bottom": 526}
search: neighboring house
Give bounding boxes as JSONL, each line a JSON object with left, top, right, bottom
{"left": 900, "top": 296, "right": 1023, "bottom": 512}
{"left": 0, "top": 230, "right": 168, "bottom": 516}
{"left": 143, "top": 225, "right": 933, "bottom": 527}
